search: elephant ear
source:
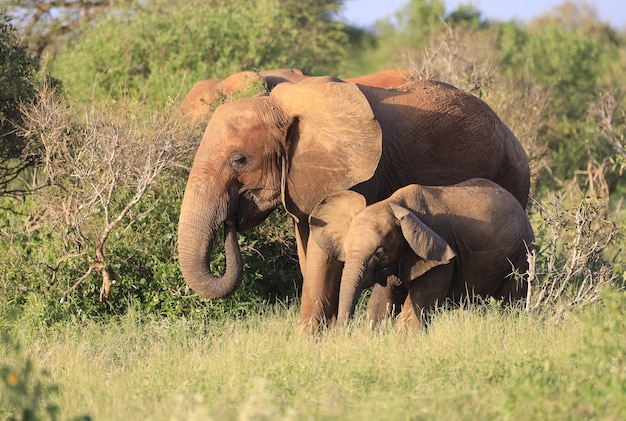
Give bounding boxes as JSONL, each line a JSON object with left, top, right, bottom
{"left": 390, "top": 203, "right": 456, "bottom": 281}
{"left": 270, "top": 76, "right": 382, "bottom": 222}
{"left": 309, "top": 190, "right": 367, "bottom": 261}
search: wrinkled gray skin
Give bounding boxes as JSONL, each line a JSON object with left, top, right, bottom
{"left": 177, "top": 76, "right": 530, "bottom": 332}
{"left": 309, "top": 179, "right": 534, "bottom": 329}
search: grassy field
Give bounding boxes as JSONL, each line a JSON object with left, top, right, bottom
{"left": 2, "top": 289, "right": 625, "bottom": 420}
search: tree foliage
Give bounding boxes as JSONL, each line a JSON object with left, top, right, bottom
{"left": 50, "top": 0, "right": 347, "bottom": 103}
{"left": 5, "top": 0, "right": 142, "bottom": 57}
{"left": 0, "top": 9, "right": 38, "bottom": 196}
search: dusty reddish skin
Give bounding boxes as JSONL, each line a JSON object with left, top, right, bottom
{"left": 177, "top": 76, "right": 530, "bottom": 332}
{"left": 310, "top": 179, "right": 534, "bottom": 330}
{"left": 180, "top": 68, "right": 413, "bottom": 121}
{"left": 345, "top": 69, "right": 412, "bottom": 89}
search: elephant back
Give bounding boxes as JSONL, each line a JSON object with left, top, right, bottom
{"left": 355, "top": 80, "right": 530, "bottom": 208}
{"left": 415, "top": 180, "right": 533, "bottom": 297}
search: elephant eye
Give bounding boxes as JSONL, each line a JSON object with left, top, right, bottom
{"left": 374, "top": 246, "right": 392, "bottom": 268}
{"left": 374, "top": 246, "right": 386, "bottom": 260}
{"left": 229, "top": 152, "right": 249, "bottom": 172}
{"left": 376, "top": 265, "right": 393, "bottom": 278}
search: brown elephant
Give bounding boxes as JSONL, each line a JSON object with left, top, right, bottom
{"left": 309, "top": 179, "right": 534, "bottom": 329}
{"left": 344, "top": 69, "right": 412, "bottom": 88}
{"left": 180, "top": 68, "right": 412, "bottom": 122}
{"left": 177, "top": 76, "right": 530, "bottom": 331}
{"left": 181, "top": 68, "right": 309, "bottom": 121}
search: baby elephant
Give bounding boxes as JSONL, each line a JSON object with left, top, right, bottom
{"left": 309, "top": 178, "right": 534, "bottom": 330}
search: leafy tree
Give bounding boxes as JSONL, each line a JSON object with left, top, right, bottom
{"left": 0, "top": 9, "right": 40, "bottom": 197}
{"left": 337, "top": 0, "right": 496, "bottom": 77}
{"left": 497, "top": 15, "right": 624, "bottom": 188}
{"left": 446, "top": 3, "right": 487, "bottom": 30}
{"left": 395, "top": 0, "right": 446, "bottom": 46}
{"left": 51, "top": 0, "right": 348, "bottom": 103}
{"left": 5, "top": 0, "right": 143, "bottom": 57}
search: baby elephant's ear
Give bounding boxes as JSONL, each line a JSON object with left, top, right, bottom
{"left": 309, "top": 191, "right": 366, "bottom": 262}
{"left": 389, "top": 203, "right": 456, "bottom": 262}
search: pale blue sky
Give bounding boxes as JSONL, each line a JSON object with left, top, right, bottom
{"left": 340, "top": 0, "right": 626, "bottom": 30}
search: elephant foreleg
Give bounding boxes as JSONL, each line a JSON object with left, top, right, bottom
{"left": 299, "top": 235, "right": 342, "bottom": 332}
{"left": 397, "top": 263, "right": 454, "bottom": 332}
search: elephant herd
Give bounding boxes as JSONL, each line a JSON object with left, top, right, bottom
{"left": 177, "top": 67, "right": 534, "bottom": 332}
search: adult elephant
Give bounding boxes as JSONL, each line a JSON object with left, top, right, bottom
{"left": 177, "top": 76, "right": 530, "bottom": 331}
{"left": 345, "top": 69, "right": 411, "bottom": 88}
{"left": 309, "top": 179, "right": 534, "bottom": 329}
{"left": 181, "top": 68, "right": 412, "bottom": 121}
{"left": 181, "top": 68, "right": 309, "bottom": 121}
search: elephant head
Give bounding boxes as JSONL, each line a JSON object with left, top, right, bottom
{"left": 309, "top": 189, "right": 456, "bottom": 325}
{"left": 178, "top": 77, "right": 382, "bottom": 299}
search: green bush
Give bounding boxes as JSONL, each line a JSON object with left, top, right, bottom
{"left": 0, "top": 176, "right": 301, "bottom": 325}
{"left": 52, "top": 0, "right": 347, "bottom": 104}
{"left": 487, "top": 15, "right": 626, "bottom": 193}
{"left": 0, "top": 9, "right": 38, "bottom": 195}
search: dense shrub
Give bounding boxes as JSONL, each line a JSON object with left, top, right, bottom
{"left": 51, "top": 0, "right": 347, "bottom": 104}
{"left": 0, "top": 180, "right": 300, "bottom": 325}
{"left": 0, "top": 10, "right": 38, "bottom": 195}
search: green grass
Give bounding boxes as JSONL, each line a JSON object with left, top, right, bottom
{"left": 2, "top": 290, "right": 625, "bottom": 421}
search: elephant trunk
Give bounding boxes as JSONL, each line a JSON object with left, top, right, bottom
{"left": 337, "top": 260, "right": 372, "bottom": 326}
{"left": 177, "top": 187, "right": 243, "bottom": 299}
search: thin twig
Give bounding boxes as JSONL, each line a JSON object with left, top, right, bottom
{"left": 60, "top": 266, "right": 94, "bottom": 304}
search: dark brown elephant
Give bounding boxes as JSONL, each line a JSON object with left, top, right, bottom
{"left": 177, "top": 76, "right": 530, "bottom": 331}
{"left": 309, "top": 179, "right": 534, "bottom": 330}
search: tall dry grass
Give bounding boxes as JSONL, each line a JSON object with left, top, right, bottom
{"left": 3, "top": 291, "right": 625, "bottom": 420}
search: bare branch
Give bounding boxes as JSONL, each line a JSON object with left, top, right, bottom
{"left": 19, "top": 82, "right": 199, "bottom": 302}
{"left": 60, "top": 266, "right": 94, "bottom": 304}
{"left": 525, "top": 191, "right": 622, "bottom": 315}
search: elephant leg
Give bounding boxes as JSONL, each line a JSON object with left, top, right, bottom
{"left": 299, "top": 235, "right": 342, "bottom": 332}
{"left": 495, "top": 251, "right": 530, "bottom": 304}
{"left": 495, "top": 275, "right": 528, "bottom": 305}
{"left": 396, "top": 293, "right": 421, "bottom": 333}
{"left": 366, "top": 276, "right": 408, "bottom": 328}
{"left": 397, "top": 263, "right": 454, "bottom": 332}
